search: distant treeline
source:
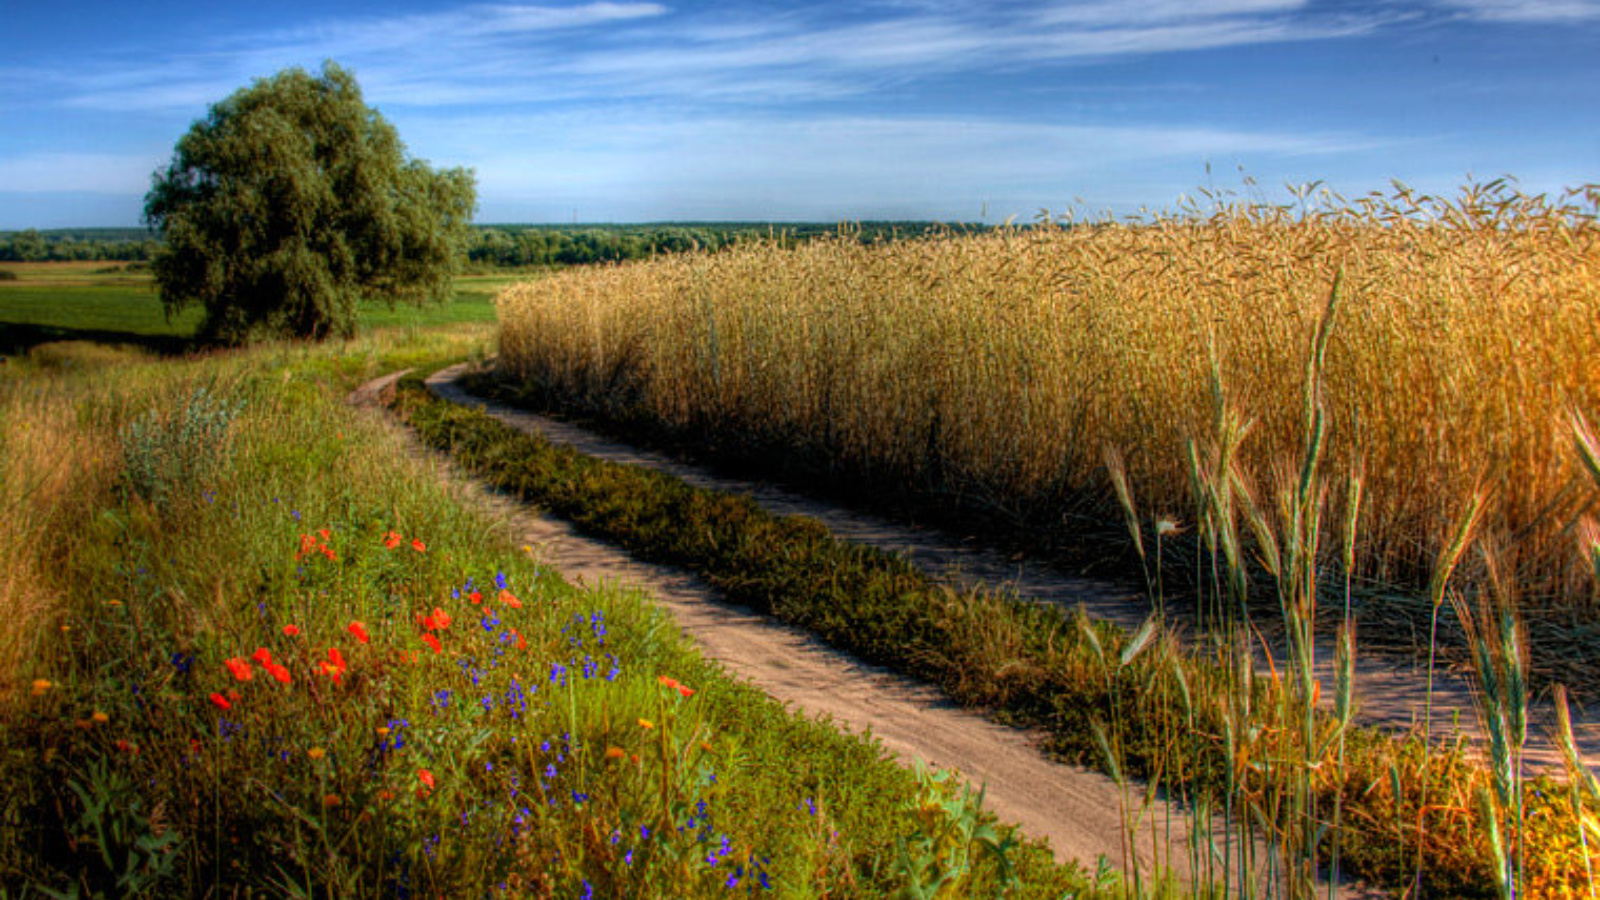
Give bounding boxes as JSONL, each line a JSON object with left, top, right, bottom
{"left": 1, "top": 222, "right": 988, "bottom": 266}
{"left": 0, "top": 228, "right": 161, "bottom": 262}
{"left": 463, "top": 222, "right": 988, "bottom": 267}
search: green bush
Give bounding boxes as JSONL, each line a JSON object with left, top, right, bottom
{"left": 120, "top": 384, "right": 243, "bottom": 510}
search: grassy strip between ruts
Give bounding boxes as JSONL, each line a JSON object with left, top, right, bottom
{"left": 391, "top": 373, "right": 1597, "bottom": 898}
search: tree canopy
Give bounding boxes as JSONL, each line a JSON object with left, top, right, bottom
{"left": 143, "top": 62, "right": 476, "bottom": 343}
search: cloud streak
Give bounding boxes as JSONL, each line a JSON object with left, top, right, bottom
{"left": 40, "top": 1, "right": 1388, "bottom": 113}
{"left": 1433, "top": 0, "right": 1600, "bottom": 21}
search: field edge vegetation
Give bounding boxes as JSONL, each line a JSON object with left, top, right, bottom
{"left": 0, "top": 337, "right": 1098, "bottom": 899}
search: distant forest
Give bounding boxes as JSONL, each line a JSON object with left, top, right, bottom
{"left": 0, "top": 222, "right": 989, "bottom": 266}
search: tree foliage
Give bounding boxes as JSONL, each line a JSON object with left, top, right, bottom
{"left": 143, "top": 62, "right": 476, "bottom": 343}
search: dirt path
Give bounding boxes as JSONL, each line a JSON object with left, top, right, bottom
{"left": 418, "top": 365, "right": 1600, "bottom": 774}
{"left": 355, "top": 369, "right": 1193, "bottom": 875}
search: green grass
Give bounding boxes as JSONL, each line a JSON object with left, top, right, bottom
{"left": 0, "top": 335, "right": 1098, "bottom": 898}
{"left": 0, "top": 263, "right": 512, "bottom": 355}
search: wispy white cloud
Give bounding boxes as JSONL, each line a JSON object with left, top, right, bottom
{"left": 41, "top": 1, "right": 1390, "bottom": 114}
{"left": 1433, "top": 0, "right": 1600, "bottom": 21}
{"left": 411, "top": 109, "right": 1387, "bottom": 219}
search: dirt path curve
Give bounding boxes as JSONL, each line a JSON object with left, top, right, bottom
{"left": 353, "top": 369, "right": 1203, "bottom": 877}
{"left": 418, "top": 365, "right": 1600, "bottom": 774}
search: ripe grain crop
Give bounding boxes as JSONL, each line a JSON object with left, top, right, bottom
{"left": 496, "top": 182, "right": 1600, "bottom": 623}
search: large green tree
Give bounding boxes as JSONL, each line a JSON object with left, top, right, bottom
{"left": 144, "top": 62, "right": 476, "bottom": 343}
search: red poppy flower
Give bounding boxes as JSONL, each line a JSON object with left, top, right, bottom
{"left": 318, "top": 528, "right": 330, "bottom": 541}
{"left": 115, "top": 739, "right": 138, "bottom": 755}
{"left": 383, "top": 531, "right": 403, "bottom": 549}
{"left": 322, "top": 546, "right": 337, "bottom": 561}
{"left": 417, "top": 769, "right": 435, "bottom": 796}
{"left": 282, "top": 624, "right": 302, "bottom": 637}
{"left": 347, "top": 621, "right": 370, "bottom": 644}
{"left": 251, "top": 647, "right": 273, "bottom": 667}
{"left": 507, "top": 628, "right": 527, "bottom": 650}
{"left": 422, "top": 634, "right": 442, "bottom": 654}
{"left": 317, "top": 661, "right": 343, "bottom": 684}
{"left": 498, "top": 590, "right": 522, "bottom": 609}
{"left": 209, "top": 692, "right": 231, "bottom": 710}
{"left": 420, "top": 607, "right": 452, "bottom": 631}
{"left": 265, "top": 662, "right": 292, "bottom": 684}
{"left": 411, "top": 539, "right": 426, "bottom": 553}
{"left": 225, "top": 657, "right": 254, "bottom": 681}
{"left": 327, "top": 647, "right": 347, "bottom": 670}
{"left": 296, "top": 533, "right": 318, "bottom": 560}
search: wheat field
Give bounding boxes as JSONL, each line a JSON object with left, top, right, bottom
{"left": 497, "top": 182, "right": 1600, "bottom": 615}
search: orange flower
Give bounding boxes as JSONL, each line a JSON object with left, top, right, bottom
{"left": 638, "top": 718, "right": 654, "bottom": 730}
{"left": 323, "top": 793, "right": 342, "bottom": 808}
{"left": 383, "top": 531, "right": 403, "bottom": 550}
{"left": 347, "top": 621, "right": 370, "bottom": 644}
{"left": 420, "top": 607, "right": 452, "bottom": 631}
{"left": 224, "top": 657, "right": 254, "bottom": 681}
{"left": 604, "top": 746, "right": 626, "bottom": 760}
{"left": 282, "top": 624, "right": 301, "bottom": 637}
{"left": 497, "top": 590, "right": 522, "bottom": 609}
{"left": 421, "top": 634, "right": 442, "bottom": 654}
{"left": 265, "top": 662, "right": 292, "bottom": 684}
{"left": 317, "top": 661, "right": 343, "bottom": 685}
{"left": 411, "top": 539, "right": 426, "bottom": 553}
{"left": 209, "top": 692, "right": 231, "bottom": 710}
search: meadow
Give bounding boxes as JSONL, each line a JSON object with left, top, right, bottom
{"left": 0, "top": 334, "right": 1098, "bottom": 898}
{"left": 0, "top": 261, "right": 511, "bottom": 356}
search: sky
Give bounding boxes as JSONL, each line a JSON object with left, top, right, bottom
{"left": 1, "top": 0, "right": 1597, "bottom": 227}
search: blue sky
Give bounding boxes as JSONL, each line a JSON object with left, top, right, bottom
{"left": 2, "top": 0, "right": 1597, "bottom": 226}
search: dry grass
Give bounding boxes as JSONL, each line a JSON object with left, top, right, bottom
{"left": 497, "top": 181, "right": 1600, "bottom": 616}
{"left": 0, "top": 346, "right": 132, "bottom": 703}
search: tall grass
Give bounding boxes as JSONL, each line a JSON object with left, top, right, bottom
{"left": 496, "top": 180, "right": 1600, "bottom": 635}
